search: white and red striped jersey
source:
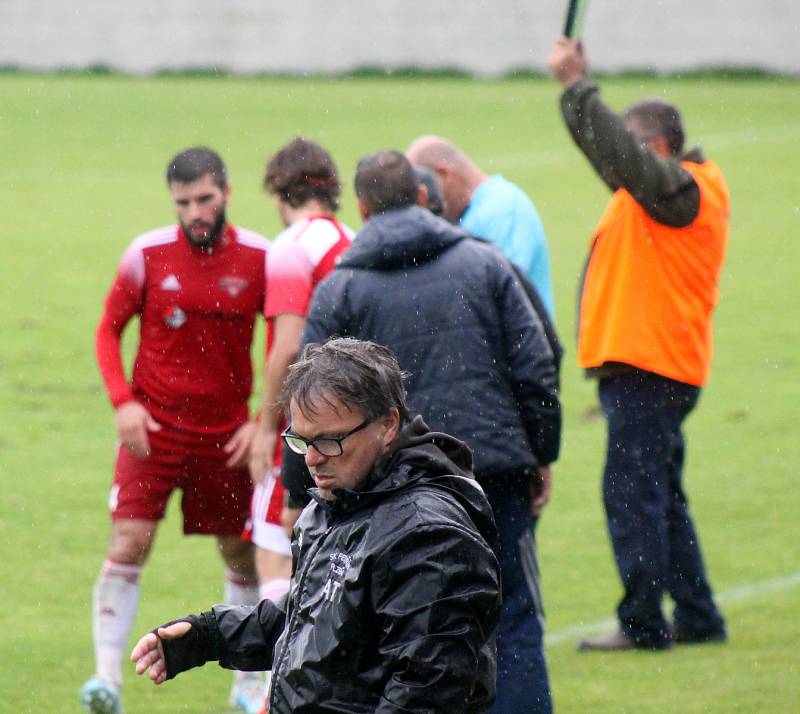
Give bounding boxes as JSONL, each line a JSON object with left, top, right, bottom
{"left": 96, "top": 224, "right": 269, "bottom": 435}
{"left": 264, "top": 214, "right": 353, "bottom": 320}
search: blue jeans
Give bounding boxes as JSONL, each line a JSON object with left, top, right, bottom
{"left": 599, "top": 370, "right": 726, "bottom": 647}
{"left": 482, "top": 473, "right": 551, "bottom": 714}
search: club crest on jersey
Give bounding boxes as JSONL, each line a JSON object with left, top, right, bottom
{"left": 220, "top": 276, "right": 248, "bottom": 298}
{"left": 160, "top": 274, "right": 182, "bottom": 291}
{"left": 163, "top": 305, "right": 187, "bottom": 329}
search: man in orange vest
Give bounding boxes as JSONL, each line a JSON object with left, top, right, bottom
{"left": 549, "top": 37, "right": 728, "bottom": 651}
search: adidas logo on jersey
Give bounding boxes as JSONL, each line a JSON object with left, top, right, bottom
{"left": 160, "top": 274, "right": 182, "bottom": 291}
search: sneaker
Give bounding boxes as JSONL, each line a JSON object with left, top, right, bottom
{"left": 231, "top": 672, "right": 266, "bottom": 714}
{"left": 79, "top": 677, "right": 123, "bottom": 714}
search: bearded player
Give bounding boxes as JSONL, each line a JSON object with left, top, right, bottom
{"left": 82, "top": 147, "right": 268, "bottom": 713}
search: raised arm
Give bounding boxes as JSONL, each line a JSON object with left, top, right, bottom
{"left": 549, "top": 37, "right": 699, "bottom": 227}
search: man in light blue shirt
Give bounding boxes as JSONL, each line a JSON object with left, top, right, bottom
{"left": 408, "top": 136, "right": 554, "bottom": 316}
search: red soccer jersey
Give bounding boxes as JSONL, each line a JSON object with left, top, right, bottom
{"left": 96, "top": 224, "right": 269, "bottom": 435}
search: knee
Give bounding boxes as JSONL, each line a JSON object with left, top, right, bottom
{"left": 218, "top": 538, "right": 256, "bottom": 578}
{"left": 108, "top": 521, "right": 156, "bottom": 565}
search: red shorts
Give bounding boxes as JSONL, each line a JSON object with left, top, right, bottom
{"left": 110, "top": 426, "right": 253, "bottom": 536}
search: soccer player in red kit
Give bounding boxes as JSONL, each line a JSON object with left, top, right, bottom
{"left": 246, "top": 139, "right": 352, "bottom": 700}
{"left": 82, "top": 148, "right": 268, "bottom": 713}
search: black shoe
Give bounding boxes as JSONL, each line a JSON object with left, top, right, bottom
{"left": 670, "top": 625, "right": 728, "bottom": 645}
{"left": 578, "top": 629, "right": 671, "bottom": 652}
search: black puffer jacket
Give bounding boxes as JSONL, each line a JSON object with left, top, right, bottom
{"left": 284, "top": 205, "right": 561, "bottom": 504}
{"left": 169, "top": 418, "right": 501, "bottom": 713}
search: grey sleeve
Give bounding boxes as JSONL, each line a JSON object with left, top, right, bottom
{"left": 560, "top": 78, "right": 700, "bottom": 227}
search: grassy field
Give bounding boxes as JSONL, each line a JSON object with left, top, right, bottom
{"left": 1, "top": 72, "right": 798, "bottom": 712}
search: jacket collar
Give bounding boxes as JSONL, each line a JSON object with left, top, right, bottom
{"left": 339, "top": 205, "right": 471, "bottom": 270}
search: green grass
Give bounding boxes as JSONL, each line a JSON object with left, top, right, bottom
{"left": 1, "top": 73, "right": 798, "bottom": 712}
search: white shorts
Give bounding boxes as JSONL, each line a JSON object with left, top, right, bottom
{"left": 249, "top": 469, "right": 291, "bottom": 556}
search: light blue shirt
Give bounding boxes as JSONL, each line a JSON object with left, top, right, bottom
{"left": 461, "top": 174, "right": 554, "bottom": 316}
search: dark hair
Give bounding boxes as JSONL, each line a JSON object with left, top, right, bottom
{"left": 166, "top": 147, "right": 227, "bottom": 189}
{"left": 624, "top": 98, "right": 685, "bottom": 156}
{"left": 264, "top": 137, "right": 341, "bottom": 211}
{"left": 414, "top": 165, "right": 444, "bottom": 216}
{"left": 282, "top": 338, "right": 410, "bottom": 423}
{"left": 354, "top": 150, "right": 418, "bottom": 215}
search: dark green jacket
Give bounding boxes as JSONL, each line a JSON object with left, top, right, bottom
{"left": 560, "top": 78, "right": 702, "bottom": 228}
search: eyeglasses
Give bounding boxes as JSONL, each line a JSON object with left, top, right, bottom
{"left": 281, "top": 419, "right": 371, "bottom": 457}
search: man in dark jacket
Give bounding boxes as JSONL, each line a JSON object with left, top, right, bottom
{"left": 282, "top": 151, "right": 561, "bottom": 714}
{"left": 132, "top": 338, "right": 501, "bottom": 713}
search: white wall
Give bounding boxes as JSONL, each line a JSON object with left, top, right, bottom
{"left": 2, "top": 0, "right": 797, "bottom": 76}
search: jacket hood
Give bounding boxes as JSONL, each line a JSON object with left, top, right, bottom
{"left": 339, "top": 205, "right": 471, "bottom": 270}
{"left": 315, "top": 415, "right": 497, "bottom": 545}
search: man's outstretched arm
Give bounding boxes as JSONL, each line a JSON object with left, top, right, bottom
{"left": 131, "top": 597, "right": 287, "bottom": 683}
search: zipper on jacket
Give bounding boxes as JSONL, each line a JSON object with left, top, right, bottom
{"left": 269, "top": 523, "right": 334, "bottom": 712}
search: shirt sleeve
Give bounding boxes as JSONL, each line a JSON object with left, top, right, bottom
{"left": 560, "top": 78, "right": 700, "bottom": 228}
{"left": 265, "top": 239, "right": 314, "bottom": 319}
{"left": 95, "top": 246, "right": 145, "bottom": 408}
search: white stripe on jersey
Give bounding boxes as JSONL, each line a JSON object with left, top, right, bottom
{"left": 235, "top": 227, "right": 270, "bottom": 250}
{"left": 274, "top": 217, "right": 353, "bottom": 267}
{"left": 119, "top": 225, "right": 178, "bottom": 287}
{"left": 235, "top": 228, "right": 269, "bottom": 274}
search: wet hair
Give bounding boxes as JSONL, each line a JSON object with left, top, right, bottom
{"left": 166, "top": 147, "right": 228, "bottom": 189}
{"left": 354, "top": 150, "right": 418, "bottom": 215}
{"left": 264, "top": 137, "right": 341, "bottom": 211}
{"left": 282, "top": 338, "right": 410, "bottom": 423}
{"left": 414, "top": 165, "right": 444, "bottom": 216}
{"left": 624, "top": 98, "right": 685, "bottom": 156}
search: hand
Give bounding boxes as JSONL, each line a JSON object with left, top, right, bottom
{"left": 224, "top": 420, "right": 257, "bottom": 469}
{"left": 281, "top": 506, "right": 302, "bottom": 539}
{"left": 116, "top": 401, "right": 161, "bottom": 458}
{"left": 529, "top": 465, "right": 552, "bottom": 516}
{"left": 248, "top": 423, "right": 278, "bottom": 484}
{"left": 548, "top": 36, "right": 588, "bottom": 88}
{"left": 130, "top": 621, "right": 192, "bottom": 685}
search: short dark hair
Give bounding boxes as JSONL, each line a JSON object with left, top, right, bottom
{"left": 354, "top": 150, "right": 418, "bottom": 215}
{"left": 166, "top": 147, "right": 227, "bottom": 189}
{"left": 282, "top": 338, "right": 410, "bottom": 423}
{"left": 414, "top": 165, "right": 444, "bottom": 216}
{"left": 264, "top": 137, "right": 341, "bottom": 211}
{"left": 624, "top": 98, "right": 685, "bottom": 156}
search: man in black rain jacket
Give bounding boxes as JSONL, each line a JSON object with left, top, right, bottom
{"left": 281, "top": 151, "right": 561, "bottom": 714}
{"left": 132, "top": 338, "right": 501, "bottom": 713}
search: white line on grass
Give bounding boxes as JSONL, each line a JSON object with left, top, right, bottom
{"left": 484, "top": 124, "right": 799, "bottom": 172}
{"left": 545, "top": 570, "right": 800, "bottom": 647}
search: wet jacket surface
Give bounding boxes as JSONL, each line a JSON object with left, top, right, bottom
{"left": 282, "top": 205, "right": 560, "bottom": 504}
{"left": 204, "top": 417, "right": 502, "bottom": 712}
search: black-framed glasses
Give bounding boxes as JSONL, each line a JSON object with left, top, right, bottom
{"left": 281, "top": 419, "right": 372, "bottom": 457}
